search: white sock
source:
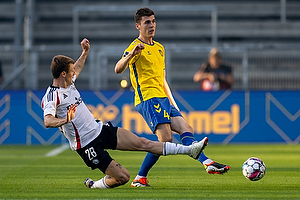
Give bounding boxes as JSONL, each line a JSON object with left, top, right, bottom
{"left": 134, "top": 175, "right": 145, "bottom": 180}
{"left": 163, "top": 142, "right": 190, "bottom": 156}
{"left": 203, "top": 159, "right": 214, "bottom": 165}
{"left": 92, "top": 176, "right": 110, "bottom": 189}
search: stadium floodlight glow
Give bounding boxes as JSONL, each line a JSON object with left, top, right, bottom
{"left": 120, "top": 78, "right": 129, "bottom": 89}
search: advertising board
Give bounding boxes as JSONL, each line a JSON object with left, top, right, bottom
{"left": 0, "top": 90, "right": 299, "bottom": 145}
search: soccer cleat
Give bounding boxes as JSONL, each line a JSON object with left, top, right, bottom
{"left": 84, "top": 178, "right": 94, "bottom": 188}
{"left": 189, "top": 137, "right": 209, "bottom": 159}
{"left": 131, "top": 177, "right": 150, "bottom": 187}
{"left": 204, "top": 161, "right": 231, "bottom": 175}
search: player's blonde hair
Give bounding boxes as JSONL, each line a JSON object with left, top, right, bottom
{"left": 209, "top": 48, "right": 221, "bottom": 59}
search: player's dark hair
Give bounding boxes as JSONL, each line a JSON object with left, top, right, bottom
{"left": 50, "top": 55, "right": 74, "bottom": 79}
{"left": 134, "top": 7, "right": 154, "bottom": 23}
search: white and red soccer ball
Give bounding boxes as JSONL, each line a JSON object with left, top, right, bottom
{"left": 242, "top": 157, "right": 266, "bottom": 181}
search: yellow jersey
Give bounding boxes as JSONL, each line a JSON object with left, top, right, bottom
{"left": 123, "top": 38, "right": 167, "bottom": 106}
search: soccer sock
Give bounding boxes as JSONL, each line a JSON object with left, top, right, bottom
{"left": 180, "top": 132, "right": 211, "bottom": 164}
{"left": 198, "top": 150, "right": 212, "bottom": 164}
{"left": 137, "top": 152, "right": 160, "bottom": 177}
{"left": 180, "top": 132, "right": 195, "bottom": 145}
{"left": 92, "top": 176, "right": 110, "bottom": 189}
{"left": 163, "top": 142, "right": 190, "bottom": 155}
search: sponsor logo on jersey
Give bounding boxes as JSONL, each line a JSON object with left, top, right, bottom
{"left": 66, "top": 96, "right": 83, "bottom": 110}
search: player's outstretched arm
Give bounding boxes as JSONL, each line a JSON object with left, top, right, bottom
{"left": 74, "top": 38, "right": 90, "bottom": 78}
{"left": 44, "top": 104, "right": 77, "bottom": 128}
{"left": 115, "top": 43, "right": 145, "bottom": 74}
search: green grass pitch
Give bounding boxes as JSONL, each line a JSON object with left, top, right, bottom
{"left": 0, "top": 144, "right": 299, "bottom": 199}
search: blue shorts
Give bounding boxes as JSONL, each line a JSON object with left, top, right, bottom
{"left": 135, "top": 97, "right": 182, "bottom": 133}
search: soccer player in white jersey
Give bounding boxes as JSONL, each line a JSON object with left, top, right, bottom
{"left": 41, "top": 38, "right": 208, "bottom": 189}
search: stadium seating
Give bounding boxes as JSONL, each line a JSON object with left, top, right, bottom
{"left": 0, "top": 0, "right": 300, "bottom": 90}
{"left": 26, "top": 0, "right": 300, "bottom": 46}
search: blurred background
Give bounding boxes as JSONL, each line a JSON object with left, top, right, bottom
{"left": 1, "top": 0, "right": 300, "bottom": 91}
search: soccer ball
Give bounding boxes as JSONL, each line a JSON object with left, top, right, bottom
{"left": 242, "top": 157, "right": 266, "bottom": 181}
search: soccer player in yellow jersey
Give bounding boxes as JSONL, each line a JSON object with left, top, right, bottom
{"left": 115, "top": 7, "right": 230, "bottom": 187}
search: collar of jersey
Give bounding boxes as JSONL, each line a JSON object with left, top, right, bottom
{"left": 137, "top": 37, "right": 155, "bottom": 46}
{"left": 50, "top": 85, "right": 60, "bottom": 88}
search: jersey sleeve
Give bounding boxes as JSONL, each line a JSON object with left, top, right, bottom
{"left": 41, "top": 90, "right": 59, "bottom": 117}
{"left": 122, "top": 40, "right": 140, "bottom": 64}
{"left": 162, "top": 45, "right": 166, "bottom": 70}
{"left": 156, "top": 41, "right": 166, "bottom": 70}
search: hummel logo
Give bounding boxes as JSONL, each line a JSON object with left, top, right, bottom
{"left": 63, "top": 94, "right": 68, "bottom": 99}
{"left": 154, "top": 103, "right": 161, "bottom": 113}
{"left": 147, "top": 51, "right": 151, "bottom": 55}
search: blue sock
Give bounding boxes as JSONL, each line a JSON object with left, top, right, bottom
{"left": 180, "top": 132, "right": 195, "bottom": 145}
{"left": 180, "top": 132, "right": 209, "bottom": 164}
{"left": 138, "top": 152, "right": 160, "bottom": 177}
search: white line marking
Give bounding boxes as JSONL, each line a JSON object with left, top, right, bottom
{"left": 45, "top": 143, "right": 69, "bottom": 157}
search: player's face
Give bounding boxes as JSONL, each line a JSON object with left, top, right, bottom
{"left": 209, "top": 57, "right": 221, "bottom": 68}
{"left": 65, "top": 63, "right": 75, "bottom": 86}
{"left": 137, "top": 15, "right": 156, "bottom": 41}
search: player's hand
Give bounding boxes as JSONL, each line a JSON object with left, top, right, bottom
{"left": 81, "top": 38, "right": 90, "bottom": 54}
{"left": 66, "top": 104, "right": 77, "bottom": 123}
{"left": 218, "top": 73, "right": 226, "bottom": 80}
{"left": 132, "top": 43, "right": 145, "bottom": 56}
{"left": 207, "top": 73, "right": 216, "bottom": 82}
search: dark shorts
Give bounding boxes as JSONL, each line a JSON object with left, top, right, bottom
{"left": 135, "top": 97, "right": 182, "bottom": 132}
{"left": 76, "top": 123, "right": 118, "bottom": 173}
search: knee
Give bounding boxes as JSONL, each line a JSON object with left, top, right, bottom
{"left": 161, "top": 135, "right": 173, "bottom": 142}
{"left": 154, "top": 131, "right": 173, "bottom": 142}
{"left": 155, "top": 125, "right": 173, "bottom": 142}
{"left": 156, "top": 133, "right": 173, "bottom": 142}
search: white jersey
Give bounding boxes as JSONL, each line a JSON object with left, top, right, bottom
{"left": 41, "top": 82, "right": 103, "bottom": 150}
